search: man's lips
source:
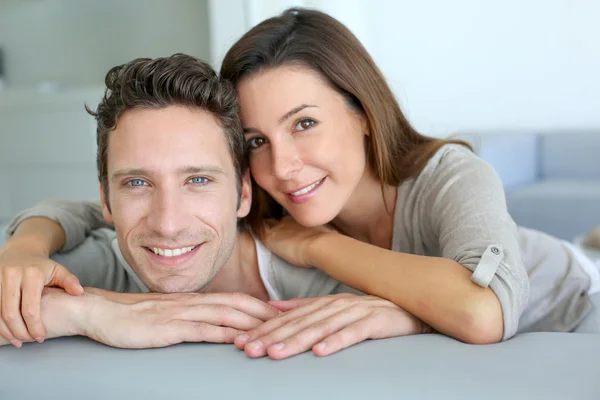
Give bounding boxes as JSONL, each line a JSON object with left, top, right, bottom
{"left": 143, "top": 244, "right": 203, "bottom": 267}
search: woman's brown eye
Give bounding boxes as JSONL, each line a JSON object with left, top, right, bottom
{"left": 296, "top": 119, "right": 316, "bottom": 131}
{"left": 247, "top": 137, "right": 266, "bottom": 150}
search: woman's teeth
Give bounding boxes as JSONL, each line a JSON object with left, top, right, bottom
{"left": 151, "top": 246, "right": 196, "bottom": 257}
{"left": 291, "top": 179, "right": 323, "bottom": 196}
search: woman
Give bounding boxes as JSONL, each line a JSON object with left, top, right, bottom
{"left": 218, "top": 7, "right": 599, "bottom": 341}
{"left": 2, "top": 8, "right": 599, "bottom": 353}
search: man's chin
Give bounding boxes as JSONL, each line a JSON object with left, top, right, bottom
{"left": 145, "top": 275, "right": 206, "bottom": 294}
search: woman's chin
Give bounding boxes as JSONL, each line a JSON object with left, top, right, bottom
{"left": 288, "top": 209, "right": 337, "bottom": 228}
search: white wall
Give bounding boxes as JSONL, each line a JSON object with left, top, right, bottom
{"left": 212, "top": 0, "right": 600, "bottom": 136}
{"left": 363, "top": 0, "right": 600, "bottom": 136}
{"left": 0, "top": 0, "right": 211, "bottom": 87}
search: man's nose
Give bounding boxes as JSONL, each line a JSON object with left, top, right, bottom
{"left": 146, "top": 189, "right": 190, "bottom": 238}
{"left": 272, "top": 139, "right": 303, "bottom": 181}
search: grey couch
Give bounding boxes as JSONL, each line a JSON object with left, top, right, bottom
{"left": 473, "top": 131, "right": 600, "bottom": 241}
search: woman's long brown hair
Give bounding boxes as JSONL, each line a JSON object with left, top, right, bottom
{"left": 221, "top": 8, "right": 471, "bottom": 232}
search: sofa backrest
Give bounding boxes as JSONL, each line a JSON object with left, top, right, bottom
{"left": 471, "top": 132, "right": 540, "bottom": 190}
{"left": 539, "top": 132, "right": 600, "bottom": 180}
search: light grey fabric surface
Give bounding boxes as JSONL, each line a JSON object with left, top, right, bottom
{"left": 1, "top": 333, "right": 599, "bottom": 400}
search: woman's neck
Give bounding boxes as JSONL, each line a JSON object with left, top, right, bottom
{"left": 331, "top": 168, "right": 397, "bottom": 249}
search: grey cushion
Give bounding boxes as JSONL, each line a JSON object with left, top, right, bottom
{"left": 507, "top": 179, "right": 600, "bottom": 240}
{"left": 1, "top": 333, "right": 599, "bottom": 399}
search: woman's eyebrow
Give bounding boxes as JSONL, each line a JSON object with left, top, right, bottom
{"left": 242, "top": 104, "right": 318, "bottom": 134}
{"left": 278, "top": 104, "right": 318, "bottom": 124}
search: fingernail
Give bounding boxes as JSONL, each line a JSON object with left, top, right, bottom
{"left": 11, "top": 340, "right": 22, "bottom": 348}
{"left": 236, "top": 334, "right": 249, "bottom": 344}
{"left": 314, "top": 342, "right": 327, "bottom": 352}
{"left": 247, "top": 341, "right": 263, "bottom": 350}
{"left": 35, "top": 337, "right": 44, "bottom": 343}
{"left": 270, "top": 342, "right": 285, "bottom": 351}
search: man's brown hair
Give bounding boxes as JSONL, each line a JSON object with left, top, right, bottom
{"left": 87, "top": 53, "right": 246, "bottom": 209}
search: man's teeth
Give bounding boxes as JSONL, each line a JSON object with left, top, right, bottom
{"left": 291, "top": 179, "right": 323, "bottom": 196}
{"left": 151, "top": 246, "right": 196, "bottom": 257}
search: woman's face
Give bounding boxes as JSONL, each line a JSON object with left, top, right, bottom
{"left": 238, "top": 66, "right": 368, "bottom": 227}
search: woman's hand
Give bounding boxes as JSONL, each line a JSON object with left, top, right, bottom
{"left": 234, "top": 293, "right": 424, "bottom": 360}
{"left": 0, "top": 241, "right": 83, "bottom": 347}
{"left": 260, "top": 216, "right": 336, "bottom": 268}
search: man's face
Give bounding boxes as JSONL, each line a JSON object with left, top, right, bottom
{"left": 100, "top": 105, "right": 251, "bottom": 293}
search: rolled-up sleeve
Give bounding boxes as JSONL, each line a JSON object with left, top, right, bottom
{"left": 424, "top": 147, "right": 529, "bottom": 340}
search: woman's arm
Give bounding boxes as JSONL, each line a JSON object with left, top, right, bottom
{"left": 262, "top": 148, "right": 528, "bottom": 344}
{"left": 4, "top": 199, "right": 111, "bottom": 253}
{"left": 6, "top": 217, "right": 66, "bottom": 257}
{"left": 306, "top": 233, "right": 503, "bottom": 344}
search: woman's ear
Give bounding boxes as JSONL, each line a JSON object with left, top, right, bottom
{"left": 236, "top": 172, "right": 252, "bottom": 218}
{"left": 99, "top": 184, "right": 114, "bottom": 224}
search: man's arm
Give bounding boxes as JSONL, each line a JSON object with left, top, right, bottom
{"left": 1, "top": 288, "right": 280, "bottom": 349}
{"left": 0, "top": 288, "right": 83, "bottom": 347}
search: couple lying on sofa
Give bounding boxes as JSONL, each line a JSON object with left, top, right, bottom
{"left": 1, "top": 8, "right": 600, "bottom": 359}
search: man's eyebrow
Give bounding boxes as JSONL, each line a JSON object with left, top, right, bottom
{"left": 243, "top": 104, "right": 318, "bottom": 135}
{"left": 178, "top": 165, "right": 226, "bottom": 176}
{"left": 110, "top": 165, "right": 226, "bottom": 181}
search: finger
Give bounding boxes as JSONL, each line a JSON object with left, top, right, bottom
{"left": 48, "top": 264, "right": 84, "bottom": 296}
{"left": 312, "top": 316, "right": 375, "bottom": 357}
{"left": 176, "top": 304, "right": 265, "bottom": 331}
{"left": 1, "top": 274, "right": 34, "bottom": 342}
{"left": 268, "top": 297, "right": 318, "bottom": 312}
{"left": 241, "top": 305, "right": 346, "bottom": 357}
{"left": 0, "top": 316, "right": 19, "bottom": 347}
{"left": 0, "top": 288, "right": 19, "bottom": 347}
{"left": 237, "top": 297, "right": 334, "bottom": 348}
{"left": 20, "top": 273, "right": 47, "bottom": 342}
{"left": 179, "top": 322, "right": 245, "bottom": 344}
{"left": 198, "top": 293, "right": 280, "bottom": 321}
{"left": 265, "top": 311, "right": 365, "bottom": 360}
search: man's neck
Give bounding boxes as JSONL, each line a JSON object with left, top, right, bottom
{"left": 201, "top": 228, "right": 269, "bottom": 301}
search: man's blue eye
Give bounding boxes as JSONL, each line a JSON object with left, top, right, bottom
{"left": 128, "top": 179, "right": 146, "bottom": 187}
{"left": 190, "top": 177, "right": 208, "bottom": 184}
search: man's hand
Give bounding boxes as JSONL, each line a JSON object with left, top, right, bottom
{"left": 234, "top": 293, "right": 424, "bottom": 360}
{"left": 0, "top": 241, "right": 83, "bottom": 347}
{"left": 78, "top": 289, "right": 281, "bottom": 348}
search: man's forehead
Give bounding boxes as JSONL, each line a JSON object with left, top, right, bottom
{"left": 106, "top": 106, "right": 235, "bottom": 175}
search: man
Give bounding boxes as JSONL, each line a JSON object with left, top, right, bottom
{"left": 0, "top": 54, "right": 412, "bottom": 358}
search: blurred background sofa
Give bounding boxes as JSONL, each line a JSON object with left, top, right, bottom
{"left": 472, "top": 131, "right": 600, "bottom": 242}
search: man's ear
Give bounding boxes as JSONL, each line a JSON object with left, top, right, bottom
{"left": 99, "top": 184, "right": 114, "bottom": 224}
{"left": 236, "top": 172, "right": 252, "bottom": 219}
